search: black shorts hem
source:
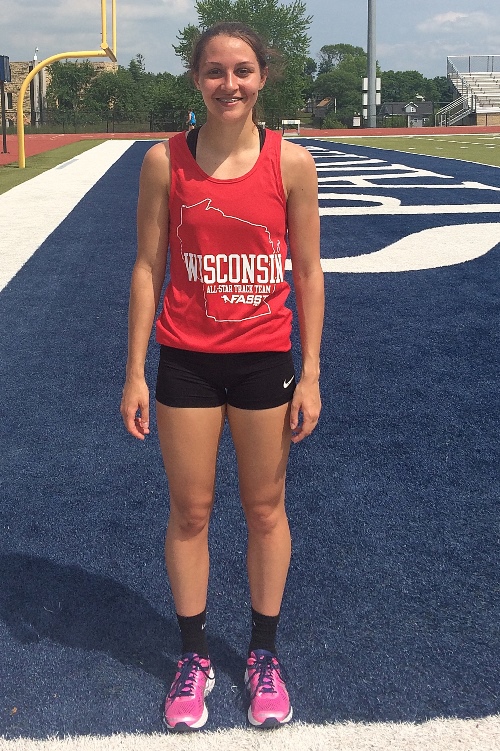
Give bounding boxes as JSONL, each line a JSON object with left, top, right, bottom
{"left": 227, "top": 393, "right": 294, "bottom": 410}
{"left": 155, "top": 393, "right": 293, "bottom": 410}
{"left": 155, "top": 395, "right": 226, "bottom": 408}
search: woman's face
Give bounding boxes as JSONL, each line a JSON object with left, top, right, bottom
{"left": 194, "top": 34, "right": 267, "bottom": 122}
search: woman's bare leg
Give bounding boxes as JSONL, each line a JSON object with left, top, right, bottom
{"left": 156, "top": 402, "right": 226, "bottom": 616}
{"left": 227, "top": 403, "right": 292, "bottom": 616}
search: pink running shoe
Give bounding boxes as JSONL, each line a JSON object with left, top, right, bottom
{"left": 164, "top": 653, "right": 215, "bottom": 732}
{"left": 245, "top": 650, "right": 293, "bottom": 728}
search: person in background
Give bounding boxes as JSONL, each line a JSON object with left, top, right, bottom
{"left": 187, "top": 108, "right": 196, "bottom": 130}
{"left": 121, "top": 21, "right": 323, "bottom": 733}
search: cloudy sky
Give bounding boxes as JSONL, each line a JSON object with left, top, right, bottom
{"left": 2, "top": 0, "right": 500, "bottom": 79}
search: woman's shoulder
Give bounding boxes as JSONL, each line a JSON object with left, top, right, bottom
{"left": 280, "top": 138, "right": 316, "bottom": 169}
{"left": 142, "top": 139, "right": 174, "bottom": 169}
{"left": 140, "top": 140, "right": 171, "bottom": 189}
{"left": 280, "top": 138, "right": 317, "bottom": 193}
{"left": 143, "top": 139, "right": 171, "bottom": 165}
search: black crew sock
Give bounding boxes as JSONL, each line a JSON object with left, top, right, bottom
{"left": 176, "top": 609, "right": 209, "bottom": 659}
{"left": 248, "top": 607, "right": 280, "bottom": 656}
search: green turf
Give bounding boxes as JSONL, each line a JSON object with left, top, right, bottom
{"left": 0, "top": 140, "right": 105, "bottom": 195}
{"left": 320, "top": 133, "right": 500, "bottom": 167}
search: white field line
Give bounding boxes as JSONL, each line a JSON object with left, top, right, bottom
{"left": 1, "top": 717, "right": 499, "bottom": 751}
{"left": 0, "top": 141, "right": 135, "bottom": 292}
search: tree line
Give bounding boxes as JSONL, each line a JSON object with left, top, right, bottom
{"left": 43, "top": 0, "right": 453, "bottom": 132}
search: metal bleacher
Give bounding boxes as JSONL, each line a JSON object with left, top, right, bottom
{"left": 436, "top": 55, "right": 500, "bottom": 126}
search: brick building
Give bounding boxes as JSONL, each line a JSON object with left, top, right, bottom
{"left": 2, "top": 62, "right": 37, "bottom": 127}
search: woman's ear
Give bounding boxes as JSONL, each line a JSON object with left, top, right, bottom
{"left": 193, "top": 74, "right": 201, "bottom": 91}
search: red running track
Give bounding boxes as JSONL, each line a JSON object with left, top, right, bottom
{"left": 1, "top": 125, "right": 500, "bottom": 167}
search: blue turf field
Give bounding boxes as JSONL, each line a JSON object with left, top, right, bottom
{"left": 0, "top": 140, "right": 498, "bottom": 738}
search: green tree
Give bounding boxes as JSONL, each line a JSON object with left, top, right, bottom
{"left": 174, "top": 0, "right": 312, "bottom": 125}
{"left": 149, "top": 71, "right": 178, "bottom": 116}
{"left": 302, "top": 56, "right": 317, "bottom": 101}
{"left": 174, "top": 24, "right": 203, "bottom": 69}
{"left": 152, "top": 72, "right": 206, "bottom": 130}
{"left": 84, "top": 68, "right": 145, "bottom": 120}
{"left": 128, "top": 54, "right": 146, "bottom": 81}
{"left": 317, "top": 43, "right": 365, "bottom": 75}
{"left": 303, "top": 56, "right": 317, "bottom": 78}
{"left": 381, "top": 70, "right": 430, "bottom": 103}
{"left": 424, "top": 76, "right": 453, "bottom": 104}
{"left": 313, "top": 46, "right": 368, "bottom": 117}
{"left": 46, "top": 60, "right": 96, "bottom": 112}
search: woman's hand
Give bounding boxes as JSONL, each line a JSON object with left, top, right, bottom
{"left": 120, "top": 376, "right": 150, "bottom": 440}
{"left": 289, "top": 377, "right": 321, "bottom": 443}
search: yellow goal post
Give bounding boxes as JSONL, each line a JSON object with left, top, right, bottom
{"left": 16, "top": 0, "right": 117, "bottom": 168}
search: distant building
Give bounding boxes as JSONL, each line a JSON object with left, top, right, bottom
{"left": 379, "top": 100, "right": 434, "bottom": 127}
{"left": 313, "top": 97, "right": 334, "bottom": 119}
{"left": 90, "top": 61, "right": 119, "bottom": 73}
{"left": 303, "top": 96, "right": 335, "bottom": 122}
{"left": 2, "top": 62, "right": 36, "bottom": 127}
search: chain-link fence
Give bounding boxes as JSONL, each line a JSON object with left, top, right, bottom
{"left": 16, "top": 109, "right": 185, "bottom": 134}
{"left": 7, "top": 107, "right": 455, "bottom": 135}
{"left": 12, "top": 107, "right": 287, "bottom": 134}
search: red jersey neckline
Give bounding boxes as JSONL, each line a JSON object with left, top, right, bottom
{"left": 177, "top": 128, "right": 273, "bottom": 184}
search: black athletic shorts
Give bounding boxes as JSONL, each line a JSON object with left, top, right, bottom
{"left": 155, "top": 346, "right": 296, "bottom": 410}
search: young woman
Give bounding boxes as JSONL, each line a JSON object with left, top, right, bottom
{"left": 121, "top": 21, "right": 323, "bottom": 732}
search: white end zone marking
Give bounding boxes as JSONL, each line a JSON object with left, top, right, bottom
{"left": 320, "top": 201, "right": 500, "bottom": 216}
{"left": 0, "top": 140, "right": 135, "bottom": 292}
{"left": 286, "top": 224, "right": 500, "bottom": 273}
{"left": 0, "top": 716, "right": 498, "bottom": 750}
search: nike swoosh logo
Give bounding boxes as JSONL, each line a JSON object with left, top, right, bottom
{"left": 283, "top": 376, "right": 295, "bottom": 389}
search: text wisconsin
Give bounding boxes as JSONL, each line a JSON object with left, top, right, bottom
{"left": 182, "top": 252, "right": 284, "bottom": 285}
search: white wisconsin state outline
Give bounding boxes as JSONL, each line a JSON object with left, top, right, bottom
{"left": 177, "top": 198, "right": 283, "bottom": 321}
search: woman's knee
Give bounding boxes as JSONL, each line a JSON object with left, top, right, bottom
{"left": 169, "top": 496, "right": 213, "bottom": 538}
{"left": 243, "top": 494, "right": 286, "bottom": 534}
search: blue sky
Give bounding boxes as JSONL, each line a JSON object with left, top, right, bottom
{"left": 2, "top": 1, "right": 500, "bottom": 79}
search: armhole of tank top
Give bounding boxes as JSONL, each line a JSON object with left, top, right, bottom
{"left": 186, "top": 127, "right": 200, "bottom": 159}
{"left": 186, "top": 125, "right": 266, "bottom": 161}
{"left": 258, "top": 125, "right": 266, "bottom": 151}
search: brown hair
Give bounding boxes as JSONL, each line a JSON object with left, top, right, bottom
{"left": 190, "top": 21, "right": 269, "bottom": 125}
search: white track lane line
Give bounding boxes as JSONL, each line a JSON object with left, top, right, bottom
{"left": 0, "top": 141, "right": 135, "bottom": 292}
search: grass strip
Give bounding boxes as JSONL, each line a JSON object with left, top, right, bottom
{"left": 321, "top": 134, "right": 500, "bottom": 167}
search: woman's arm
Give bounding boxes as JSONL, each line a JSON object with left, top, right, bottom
{"left": 281, "top": 140, "right": 324, "bottom": 443}
{"left": 120, "top": 142, "right": 170, "bottom": 440}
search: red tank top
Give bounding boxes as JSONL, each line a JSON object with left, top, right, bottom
{"left": 155, "top": 129, "right": 292, "bottom": 353}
